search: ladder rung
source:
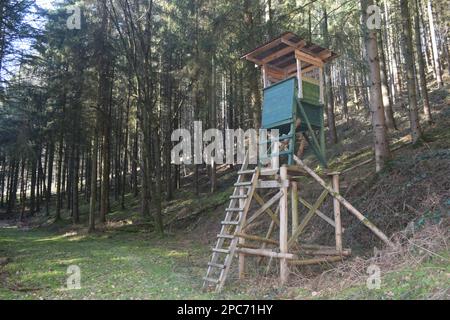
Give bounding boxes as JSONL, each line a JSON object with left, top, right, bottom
{"left": 213, "top": 248, "right": 230, "bottom": 254}
{"left": 260, "top": 150, "right": 293, "bottom": 160}
{"left": 217, "top": 234, "right": 234, "bottom": 239}
{"left": 234, "top": 182, "right": 252, "bottom": 187}
{"left": 225, "top": 208, "right": 244, "bottom": 212}
{"left": 230, "top": 195, "right": 247, "bottom": 199}
{"left": 208, "top": 262, "right": 225, "bottom": 269}
{"left": 221, "top": 221, "right": 240, "bottom": 226}
{"left": 259, "top": 134, "right": 294, "bottom": 145}
{"left": 203, "top": 277, "right": 220, "bottom": 284}
{"left": 238, "top": 169, "right": 255, "bottom": 175}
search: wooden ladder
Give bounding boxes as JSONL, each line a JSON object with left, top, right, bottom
{"left": 203, "top": 157, "right": 260, "bottom": 292}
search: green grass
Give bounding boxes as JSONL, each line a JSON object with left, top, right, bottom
{"left": 0, "top": 227, "right": 251, "bottom": 300}
{"left": 2, "top": 225, "right": 447, "bottom": 300}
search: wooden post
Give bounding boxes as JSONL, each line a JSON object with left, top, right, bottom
{"left": 262, "top": 65, "right": 269, "bottom": 88}
{"left": 279, "top": 166, "right": 289, "bottom": 286}
{"left": 296, "top": 57, "right": 303, "bottom": 98}
{"left": 291, "top": 181, "right": 298, "bottom": 236}
{"left": 271, "top": 132, "right": 279, "bottom": 171}
{"left": 330, "top": 172, "right": 342, "bottom": 253}
{"left": 238, "top": 187, "right": 246, "bottom": 279}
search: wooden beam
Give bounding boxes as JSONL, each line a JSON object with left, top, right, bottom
{"left": 237, "top": 168, "right": 259, "bottom": 281}
{"left": 298, "top": 197, "right": 340, "bottom": 230}
{"left": 289, "top": 256, "right": 344, "bottom": 265}
{"left": 266, "top": 69, "right": 285, "bottom": 81}
{"left": 261, "top": 45, "right": 295, "bottom": 64}
{"left": 244, "top": 191, "right": 282, "bottom": 227}
{"left": 296, "top": 57, "right": 303, "bottom": 98}
{"left": 330, "top": 173, "right": 343, "bottom": 253}
{"left": 279, "top": 166, "right": 289, "bottom": 285}
{"left": 262, "top": 65, "right": 269, "bottom": 88}
{"left": 300, "top": 248, "right": 351, "bottom": 256}
{"left": 295, "top": 50, "right": 324, "bottom": 68}
{"left": 242, "top": 38, "right": 283, "bottom": 62}
{"left": 265, "top": 63, "right": 286, "bottom": 76}
{"left": 257, "top": 180, "right": 288, "bottom": 189}
{"left": 293, "top": 155, "right": 395, "bottom": 248}
{"left": 281, "top": 38, "right": 307, "bottom": 50}
{"left": 318, "top": 49, "right": 333, "bottom": 60}
{"left": 253, "top": 192, "right": 280, "bottom": 226}
{"left": 244, "top": 55, "right": 264, "bottom": 65}
{"left": 235, "top": 233, "right": 279, "bottom": 245}
{"left": 238, "top": 184, "right": 246, "bottom": 279}
{"left": 286, "top": 165, "right": 306, "bottom": 176}
{"left": 236, "top": 248, "right": 296, "bottom": 259}
{"left": 291, "top": 182, "right": 299, "bottom": 236}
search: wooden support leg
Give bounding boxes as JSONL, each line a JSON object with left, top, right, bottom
{"left": 291, "top": 181, "right": 298, "bottom": 236}
{"left": 271, "top": 137, "right": 279, "bottom": 171}
{"left": 330, "top": 173, "right": 342, "bottom": 253}
{"left": 279, "top": 166, "right": 289, "bottom": 286}
{"left": 238, "top": 187, "right": 246, "bottom": 279}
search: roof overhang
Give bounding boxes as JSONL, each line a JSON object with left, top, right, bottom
{"left": 241, "top": 32, "right": 338, "bottom": 73}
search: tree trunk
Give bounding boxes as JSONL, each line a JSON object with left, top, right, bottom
{"left": 121, "top": 85, "right": 131, "bottom": 209}
{"left": 361, "top": 0, "right": 391, "bottom": 172}
{"left": 414, "top": 0, "right": 433, "bottom": 124}
{"left": 46, "top": 142, "right": 54, "bottom": 216}
{"left": 19, "top": 159, "right": 26, "bottom": 221}
{"left": 323, "top": 7, "right": 338, "bottom": 144}
{"left": 30, "top": 157, "right": 36, "bottom": 215}
{"left": 378, "top": 19, "right": 397, "bottom": 130}
{"left": 210, "top": 55, "right": 217, "bottom": 193}
{"left": 97, "top": 0, "right": 112, "bottom": 225}
{"left": 89, "top": 135, "right": 98, "bottom": 233}
{"left": 55, "top": 138, "right": 64, "bottom": 221}
{"left": 72, "top": 146, "right": 80, "bottom": 224}
{"left": 427, "top": 0, "right": 443, "bottom": 87}
{"left": 401, "top": 0, "right": 423, "bottom": 143}
{"left": 0, "top": 156, "right": 5, "bottom": 208}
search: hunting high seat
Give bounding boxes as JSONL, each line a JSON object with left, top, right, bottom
{"left": 203, "top": 32, "right": 393, "bottom": 293}
{"left": 242, "top": 32, "right": 338, "bottom": 167}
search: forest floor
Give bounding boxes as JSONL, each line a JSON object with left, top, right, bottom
{"left": 0, "top": 79, "right": 449, "bottom": 300}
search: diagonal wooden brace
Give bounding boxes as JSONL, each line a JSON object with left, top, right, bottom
{"left": 288, "top": 189, "right": 329, "bottom": 248}
{"left": 293, "top": 155, "right": 394, "bottom": 248}
{"left": 244, "top": 191, "right": 282, "bottom": 229}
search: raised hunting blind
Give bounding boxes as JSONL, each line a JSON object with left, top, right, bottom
{"left": 245, "top": 31, "right": 338, "bottom": 167}
{"left": 203, "top": 32, "right": 393, "bottom": 292}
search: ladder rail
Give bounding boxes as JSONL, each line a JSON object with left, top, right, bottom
{"left": 215, "top": 168, "right": 259, "bottom": 292}
{"left": 203, "top": 152, "right": 251, "bottom": 288}
{"left": 203, "top": 151, "right": 261, "bottom": 291}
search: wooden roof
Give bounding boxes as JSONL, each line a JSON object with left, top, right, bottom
{"left": 241, "top": 32, "right": 338, "bottom": 72}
